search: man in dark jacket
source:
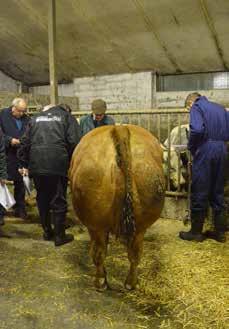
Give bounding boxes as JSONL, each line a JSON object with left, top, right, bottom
{"left": 0, "top": 128, "right": 7, "bottom": 226}
{"left": 0, "top": 98, "right": 30, "bottom": 221}
{"left": 18, "top": 104, "right": 81, "bottom": 246}
{"left": 179, "top": 93, "right": 229, "bottom": 243}
{"left": 80, "top": 99, "right": 115, "bottom": 137}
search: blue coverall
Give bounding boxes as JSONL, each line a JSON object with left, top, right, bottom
{"left": 188, "top": 96, "right": 229, "bottom": 215}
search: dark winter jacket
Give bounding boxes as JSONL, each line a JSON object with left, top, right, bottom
{"left": 0, "top": 107, "right": 30, "bottom": 180}
{"left": 17, "top": 106, "right": 81, "bottom": 177}
{"left": 80, "top": 114, "right": 115, "bottom": 137}
{"left": 0, "top": 128, "right": 7, "bottom": 180}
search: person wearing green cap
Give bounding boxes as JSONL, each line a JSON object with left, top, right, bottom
{"left": 80, "top": 99, "right": 115, "bottom": 137}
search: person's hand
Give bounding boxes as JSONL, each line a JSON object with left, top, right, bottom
{"left": 11, "top": 138, "right": 20, "bottom": 146}
{"left": 18, "top": 168, "right": 29, "bottom": 176}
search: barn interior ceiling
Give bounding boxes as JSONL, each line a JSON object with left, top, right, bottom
{"left": 0, "top": 0, "right": 229, "bottom": 85}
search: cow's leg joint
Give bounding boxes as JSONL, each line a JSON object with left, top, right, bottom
{"left": 125, "top": 232, "right": 144, "bottom": 290}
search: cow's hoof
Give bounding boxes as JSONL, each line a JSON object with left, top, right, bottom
{"left": 95, "top": 277, "right": 108, "bottom": 291}
{"left": 125, "top": 282, "right": 137, "bottom": 291}
{"left": 125, "top": 279, "right": 138, "bottom": 290}
{"left": 125, "top": 283, "right": 134, "bottom": 290}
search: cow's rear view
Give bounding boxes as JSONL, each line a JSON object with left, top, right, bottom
{"left": 69, "top": 125, "right": 165, "bottom": 290}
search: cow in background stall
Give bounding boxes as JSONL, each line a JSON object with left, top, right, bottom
{"left": 162, "top": 124, "right": 189, "bottom": 191}
{"left": 163, "top": 124, "right": 229, "bottom": 229}
{"left": 69, "top": 125, "right": 165, "bottom": 290}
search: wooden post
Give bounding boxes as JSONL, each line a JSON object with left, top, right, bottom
{"left": 48, "top": 0, "right": 58, "bottom": 104}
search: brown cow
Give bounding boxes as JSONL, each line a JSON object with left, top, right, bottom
{"left": 69, "top": 125, "right": 165, "bottom": 290}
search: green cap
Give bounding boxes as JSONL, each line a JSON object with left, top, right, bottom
{"left": 91, "top": 99, "right": 107, "bottom": 114}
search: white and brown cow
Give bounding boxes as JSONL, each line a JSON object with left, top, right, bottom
{"left": 162, "top": 124, "right": 189, "bottom": 191}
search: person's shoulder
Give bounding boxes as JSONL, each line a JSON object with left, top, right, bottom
{"left": 210, "top": 101, "right": 225, "bottom": 111}
{"left": 197, "top": 97, "right": 224, "bottom": 111}
{"left": 32, "top": 112, "right": 42, "bottom": 119}
{"left": 0, "top": 107, "right": 10, "bottom": 116}
{"left": 1, "top": 107, "right": 9, "bottom": 112}
{"left": 23, "top": 113, "right": 31, "bottom": 122}
{"left": 80, "top": 114, "right": 91, "bottom": 123}
{"left": 105, "top": 115, "right": 115, "bottom": 124}
{"left": 201, "top": 99, "right": 226, "bottom": 114}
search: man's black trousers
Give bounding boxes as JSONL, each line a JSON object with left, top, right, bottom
{"left": 33, "top": 175, "right": 67, "bottom": 222}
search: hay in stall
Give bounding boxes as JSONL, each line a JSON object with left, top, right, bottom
{"left": 0, "top": 190, "right": 228, "bottom": 329}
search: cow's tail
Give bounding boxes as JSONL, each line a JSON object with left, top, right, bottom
{"left": 111, "top": 126, "right": 136, "bottom": 241}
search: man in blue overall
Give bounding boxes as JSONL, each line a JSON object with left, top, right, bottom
{"left": 179, "top": 93, "right": 229, "bottom": 243}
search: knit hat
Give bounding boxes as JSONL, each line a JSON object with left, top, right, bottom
{"left": 91, "top": 99, "right": 107, "bottom": 114}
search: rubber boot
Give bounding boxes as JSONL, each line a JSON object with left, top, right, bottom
{"left": 41, "top": 212, "right": 54, "bottom": 241}
{"left": 226, "top": 209, "right": 229, "bottom": 232}
{"left": 14, "top": 208, "right": 27, "bottom": 220}
{"left": 205, "top": 211, "right": 226, "bottom": 243}
{"left": 54, "top": 212, "right": 74, "bottom": 247}
{"left": 0, "top": 206, "right": 5, "bottom": 226}
{"left": 179, "top": 212, "right": 205, "bottom": 242}
{"left": 0, "top": 215, "right": 5, "bottom": 226}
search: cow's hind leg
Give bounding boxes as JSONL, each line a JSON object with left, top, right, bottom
{"left": 125, "top": 232, "right": 144, "bottom": 290}
{"left": 89, "top": 229, "right": 109, "bottom": 291}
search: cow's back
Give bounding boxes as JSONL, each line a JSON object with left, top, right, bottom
{"left": 69, "top": 125, "right": 165, "bottom": 236}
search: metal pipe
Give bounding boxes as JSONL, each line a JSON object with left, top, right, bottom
{"left": 48, "top": 0, "right": 58, "bottom": 105}
{"left": 165, "top": 191, "right": 187, "bottom": 197}
{"left": 147, "top": 114, "right": 150, "bottom": 131}
{"left": 177, "top": 114, "right": 181, "bottom": 192}
{"left": 137, "top": 114, "right": 141, "bottom": 126}
{"left": 157, "top": 113, "right": 161, "bottom": 142}
{"left": 167, "top": 113, "right": 171, "bottom": 191}
{"left": 71, "top": 108, "right": 189, "bottom": 116}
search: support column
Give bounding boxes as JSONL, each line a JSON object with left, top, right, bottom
{"left": 48, "top": 0, "right": 58, "bottom": 104}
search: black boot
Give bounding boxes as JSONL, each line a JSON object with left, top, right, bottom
{"left": 54, "top": 212, "right": 74, "bottom": 247}
{"left": 0, "top": 206, "right": 5, "bottom": 225}
{"left": 179, "top": 212, "right": 205, "bottom": 242}
{"left": 41, "top": 213, "right": 54, "bottom": 241}
{"left": 205, "top": 211, "right": 226, "bottom": 243}
{"left": 0, "top": 215, "right": 5, "bottom": 226}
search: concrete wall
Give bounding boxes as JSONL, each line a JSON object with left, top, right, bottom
{"left": 74, "top": 72, "right": 153, "bottom": 110}
{"left": 30, "top": 72, "right": 153, "bottom": 110}
{"left": 29, "top": 72, "right": 229, "bottom": 110}
{"left": 30, "top": 83, "right": 75, "bottom": 97}
{"left": 0, "top": 91, "right": 78, "bottom": 110}
{"left": 0, "top": 71, "right": 19, "bottom": 92}
{"left": 157, "top": 89, "right": 229, "bottom": 108}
